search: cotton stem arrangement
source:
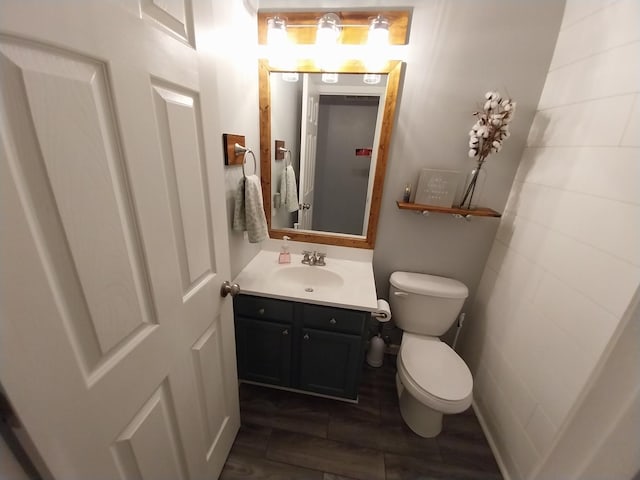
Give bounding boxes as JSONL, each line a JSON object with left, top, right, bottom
{"left": 460, "top": 90, "right": 516, "bottom": 209}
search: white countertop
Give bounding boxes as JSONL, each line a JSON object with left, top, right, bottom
{"left": 233, "top": 249, "right": 379, "bottom": 312}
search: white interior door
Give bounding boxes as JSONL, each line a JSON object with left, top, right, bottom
{"left": 0, "top": 1, "right": 239, "bottom": 478}
{"left": 298, "top": 74, "right": 319, "bottom": 230}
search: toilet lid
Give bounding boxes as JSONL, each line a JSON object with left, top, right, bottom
{"left": 399, "top": 333, "right": 472, "bottom": 402}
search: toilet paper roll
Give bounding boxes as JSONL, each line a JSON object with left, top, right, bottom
{"left": 372, "top": 299, "right": 391, "bottom": 322}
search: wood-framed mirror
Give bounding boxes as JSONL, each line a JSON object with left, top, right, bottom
{"left": 259, "top": 58, "right": 403, "bottom": 249}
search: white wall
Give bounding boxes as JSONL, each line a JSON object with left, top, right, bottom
{"left": 372, "top": 0, "right": 565, "bottom": 307}
{"left": 534, "top": 286, "right": 640, "bottom": 479}
{"left": 460, "top": 0, "right": 640, "bottom": 477}
{"left": 213, "top": 2, "right": 263, "bottom": 278}
{"left": 313, "top": 99, "right": 378, "bottom": 234}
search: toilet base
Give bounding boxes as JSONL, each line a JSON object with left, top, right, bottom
{"left": 396, "top": 374, "right": 443, "bottom": 438}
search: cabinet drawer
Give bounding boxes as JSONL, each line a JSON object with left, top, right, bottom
{"left": 234, "top": 295, "right": 294, "bottom": 323}
{"left": 302, "top": 304, "right": 366, "bottom": 335}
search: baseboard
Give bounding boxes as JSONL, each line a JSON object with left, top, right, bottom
{"left": 472, "top": 400, "right": 512, "bottom": 480}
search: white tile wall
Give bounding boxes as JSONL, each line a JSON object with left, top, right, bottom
{"left": 549, "top": 0, "right": 640, "bottom": 70}
{"left": 621, "top": 94, "right": 640, "bottom": 146}
{"left": 461, "top": 1, "right": 640, "bottom": 478}
{"left": 516, "top": 147, "right": 640, "bottom": 205}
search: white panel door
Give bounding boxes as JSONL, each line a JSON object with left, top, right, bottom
{"left": 298, "top": 74, "right": 319, "bottom": 230}
{"left": 0, "top": 1, "right": 239, "bottom": 478}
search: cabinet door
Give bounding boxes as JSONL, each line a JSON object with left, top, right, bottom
{"left": 298, "top": 328, "right": 362, "bottom": 399}
{"left": 235, "top": 317, "right": 292, "bottom": 387}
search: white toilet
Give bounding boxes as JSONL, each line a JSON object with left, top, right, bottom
{"left": 389, "top": 271, "right": 473, "bottom": 438}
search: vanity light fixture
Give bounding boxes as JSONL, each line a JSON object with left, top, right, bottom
{"left": 266, "top": 13, "right": 391, "bottom": 47}
{"left": 363, "top": 73, "right": 381, "bottom": 84}
{"left": 258, "top": 10, "right": 409, "bottom": 71}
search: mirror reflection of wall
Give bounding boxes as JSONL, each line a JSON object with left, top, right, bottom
{"left": 314, "top": 94, "right": 379, "bottom": 235}
{"left": 270, "top": 73, "right": 302, "bottom": 230}
{"left": 270, "top": 72, "right": 387, "bottom": 236}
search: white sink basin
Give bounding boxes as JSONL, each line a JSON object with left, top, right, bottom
{"left": 270, "top": 266, "right": 344, "bottom": 289}
{"left": 233, "top": 250, "right": 377, "bottom": 311}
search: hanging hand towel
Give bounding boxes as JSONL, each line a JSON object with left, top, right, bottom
{"left": 233, "top": 174, "right": 268, "bottom": 243}
{"left": 280, "top": 165, "right": 299, "bottom": 213}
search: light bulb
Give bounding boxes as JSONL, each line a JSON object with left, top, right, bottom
{"left": 368, "top": 15, "right": 390, "bottom": 47}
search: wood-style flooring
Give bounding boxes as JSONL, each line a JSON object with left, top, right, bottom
{"left": 221, "top": 354, "right": 502, "bottom": 480}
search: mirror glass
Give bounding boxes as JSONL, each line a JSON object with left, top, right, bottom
{"left": 270, "top": 72, "right": 388, "bottom": 237}
{"left": 260, "top": 60, "right": 402, "bottom": 249}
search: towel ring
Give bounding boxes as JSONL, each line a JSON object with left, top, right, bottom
{"left": 278, "top": 147, "right": 292, "bottom": 167}
{"left": 241, "top": 149, "right": 257, "bottom": 177}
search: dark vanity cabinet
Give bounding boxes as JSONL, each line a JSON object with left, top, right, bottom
{"left": 233, "top": 294, "right": 368, "bottom": 400}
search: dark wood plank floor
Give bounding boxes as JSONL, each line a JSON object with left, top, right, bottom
{"left": 221, "top": 355, "right": 502, "bottom": 480}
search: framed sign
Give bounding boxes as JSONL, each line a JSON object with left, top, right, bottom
{"left": 414, "top": 169, "right": 461, "bottom": 207}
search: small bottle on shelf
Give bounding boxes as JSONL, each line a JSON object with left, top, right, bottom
{"left": 403, "top": 184, "right": 411, "bottom": 202}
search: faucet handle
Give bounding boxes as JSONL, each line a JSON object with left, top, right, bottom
{"left": 316, "top": 252, "right": 327, "bottom": 266}
{"left": 301, "top": 250, "right": 312, "bottom": 264}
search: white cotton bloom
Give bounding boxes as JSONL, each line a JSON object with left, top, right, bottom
{"left": 491, "top": 118, "right": 501, "bottom": 126}
{"left": 490, "top": 100, "right": 498, "bottom": 109}
{"left": 492, "top": 141, "right": 501, "bottom": 148}
{"left": 485, "top": 91, "right": 493, "bottom": 100}
{"left": 468, "top": 149, "right": 477, "bottom": 157}
{"left": 484, "top": 100, "right": 492, "bottom": 111}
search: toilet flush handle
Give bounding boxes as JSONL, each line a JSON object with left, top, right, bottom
{"left": 394, "top": 291, "right": 409, "bottom": 298}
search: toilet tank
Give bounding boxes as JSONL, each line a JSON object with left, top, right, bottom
{"left": 389, "top": 272, "right": 468, "bottom": 336}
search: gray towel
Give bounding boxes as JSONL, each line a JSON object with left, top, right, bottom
{"left": 280, "top": 165, "right": 299, "bottom": 213}
{"left": 233, "top": 175, "right": 268, "bottom": 243}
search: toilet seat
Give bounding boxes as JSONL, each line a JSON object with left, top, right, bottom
{"left": 398, "top": 333, "right": 472, "bottom": 414}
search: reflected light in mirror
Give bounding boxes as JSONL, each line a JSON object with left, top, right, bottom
{"left": 363, "top": 73, "right": 381, "bottom": 84}
{"left": 282, "top": 72, "right": 299, "bottom": 82}
{"left": 321, "top": 73, "right": 339, "bottom": 83}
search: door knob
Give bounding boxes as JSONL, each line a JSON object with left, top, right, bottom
{"left": 300, "top": 203, "right": 311, "bottom": 210}
{"left": 220, "top": 280, "right": 241, "bottom": 298}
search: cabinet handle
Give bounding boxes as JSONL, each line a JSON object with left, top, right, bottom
{"left": 258, "top": 308, "right": 265, "bottom": 315}
{"left": 282, "top": 329, "right": 288, "bottom": 336}
{"left": 329, "top": 318, "right": 337, "bottom": 325}
{"left": 303, "top": 334, "right": 309, "bottom": 340}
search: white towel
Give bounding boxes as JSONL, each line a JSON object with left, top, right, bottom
{"left": 280, "top": 165, "right": 299, "bottom": 213}
{"left": 233, "top": 175, "right": 268, "bottom": 243}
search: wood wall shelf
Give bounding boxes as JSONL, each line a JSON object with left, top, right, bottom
{"left": 396, "top": 201, "right": 502, "bottom": 218}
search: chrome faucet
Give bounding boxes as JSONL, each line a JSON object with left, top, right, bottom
{"left": 301, "top": 251, "right": 326, "bottom": 266}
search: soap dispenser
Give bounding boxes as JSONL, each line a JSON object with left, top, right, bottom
{"left": 278, "top": 236, "right": 291, "bottom": 264}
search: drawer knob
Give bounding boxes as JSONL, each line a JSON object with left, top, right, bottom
{"left": 329, "top": 318, "right": 337, "bottom": 325}
{"left": 303, "top": 334, "right": 309, "bottom": 340}
{"left": 258, "top": 308, "right": 265, "bottom": 315}
{"left": 282, "top": 329, "right": 289, "bottom": 336}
